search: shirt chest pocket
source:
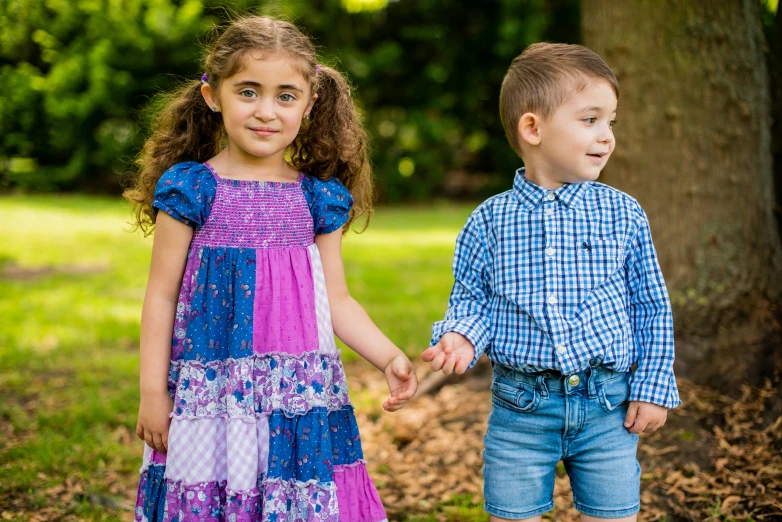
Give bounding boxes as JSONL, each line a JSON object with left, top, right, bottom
{"left": 576, "top": 239, "right": 623, "bottom": 290}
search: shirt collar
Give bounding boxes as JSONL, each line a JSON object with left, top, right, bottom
{"left": 512, "top": 168, "right": 591, "bottom": 211}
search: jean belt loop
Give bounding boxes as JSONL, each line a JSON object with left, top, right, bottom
{"left": 586, "top": 365, "right": 597, "bottom": 398}
{"left": 536, "top": 374, "right": 549, "bottom": 398}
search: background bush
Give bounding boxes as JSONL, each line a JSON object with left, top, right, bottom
{"left": 0, "top": 0, "right": 579, "bottom": 199}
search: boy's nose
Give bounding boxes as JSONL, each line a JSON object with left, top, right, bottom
{"left": 598, "top": 126, "right": 614, "bottom": 143}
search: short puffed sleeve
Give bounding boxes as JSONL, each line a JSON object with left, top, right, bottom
{"left": 300, "top": 175, "right": 355, "bottom": 234}
{"left": 152, "top": 162, "right": 217, "bottom": 228}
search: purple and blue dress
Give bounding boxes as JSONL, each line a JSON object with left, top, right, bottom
{"left": 134, "top": 162, "right": 387, "bottom": 522}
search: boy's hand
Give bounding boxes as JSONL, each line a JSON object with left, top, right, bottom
{"left": 624, "top": 401, "right": 667, "bottom": 433}
{"left": 422, "top": 332, "right": 475, "bottom": 375}
{"left": 383, "top": 355, "right": 418, "bottom": 412}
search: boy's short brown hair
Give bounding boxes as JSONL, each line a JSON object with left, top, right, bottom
{"left": 500, "top": 43, "right": 619, "bottom": 156}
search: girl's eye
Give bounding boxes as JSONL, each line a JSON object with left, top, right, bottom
{"left": 609, "top": 119, "right": 617, "bottom": 128}
{"left": 584, "top": 117, "right": 597, "bottom": 124}
{"left": 239, "top": 90, "right": 257, "bottom": 98}
{"left": 279, "top": 93, "right": 295, "bottom": 102}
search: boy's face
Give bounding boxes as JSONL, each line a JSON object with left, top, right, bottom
{"left": 522, "top": 79, "right": 617, "bottom": 186}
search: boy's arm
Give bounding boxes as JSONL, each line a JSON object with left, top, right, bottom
{"left": 430, "top": 211, "right": 492, "bottom": 370}
{"left": 626, "top": 210, "right": 681, "bottom": 409}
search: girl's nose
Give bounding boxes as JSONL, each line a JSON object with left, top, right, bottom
{"left": 255, "top": 99, "right": 276, "bottom": 121}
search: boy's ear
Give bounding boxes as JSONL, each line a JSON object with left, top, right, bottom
{"left": 518, "top": 112, "right": 541, "bottom": 147}
{"left": 201, "top": 83, "right": 219, "bottom": 112}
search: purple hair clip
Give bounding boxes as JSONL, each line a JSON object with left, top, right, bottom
{"left": 315, "top": 65, "right": 321, "bottom": 74}
{"left": 201, "top": 73, "right": 209, "bottom": 84}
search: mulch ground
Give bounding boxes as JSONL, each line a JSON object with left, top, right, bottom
{"left": 2, "top": 362, "right": 780, "bottom": 521}
{"left": 350, "top": 362, "right": 782, "bottom": 521}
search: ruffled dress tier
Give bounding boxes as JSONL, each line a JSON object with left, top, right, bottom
{"left": 134, "top": 162, "right": 387, "bottom": 522}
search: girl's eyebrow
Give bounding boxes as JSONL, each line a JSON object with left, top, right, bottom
{"left": 233, "top": 80, "right": 303, "bottom": 92}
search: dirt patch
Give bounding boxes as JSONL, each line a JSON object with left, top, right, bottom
{"left": 0, "top": 262, "right": 110, "bottom": 281}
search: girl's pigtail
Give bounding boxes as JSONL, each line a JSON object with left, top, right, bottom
{"left": 124, "top": 80, "right": 224, "bottom": 235}
{"left": 292, "top": 65, "right": 373, "bottom": 232}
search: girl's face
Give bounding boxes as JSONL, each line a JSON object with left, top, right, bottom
{"left": 204, "top": 51, "right": 316, "bottom": 163}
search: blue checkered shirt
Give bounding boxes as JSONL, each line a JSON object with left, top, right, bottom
{"left": 432, "top": 168, "right": 680, "bottom": 408}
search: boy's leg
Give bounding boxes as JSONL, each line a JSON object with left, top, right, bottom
{"left": 580, "top": 515, "right": 636, "bottom": 522}
{"left": 483, "top": 366, "right": 560, "bottom": 520}
{"left": 565, "top": 368, "right": 641, "bottom": 519}
{"left": 490, "top": 516, "right": 542, "bottom": 522}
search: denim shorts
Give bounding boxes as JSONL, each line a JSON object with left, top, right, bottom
{"left": 483, "top": 363, "right": 640, "bottom": 519}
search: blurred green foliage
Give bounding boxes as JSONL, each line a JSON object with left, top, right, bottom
{"left": 0, "top": 0, "right": 210, "bottom": 190}
{"left": 0, "top": 0, "right": 577, "bottom": 198}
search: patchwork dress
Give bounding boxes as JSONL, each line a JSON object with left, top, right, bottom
{"left": 134, "top": 161, "right": 387, "bottom": 522}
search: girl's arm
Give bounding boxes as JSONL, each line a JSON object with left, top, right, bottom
{"left": 136, "top": 212, "right": 193, "bottom": 452}
{"left": 315, "top": 229, "right": 418, "bottom": 411}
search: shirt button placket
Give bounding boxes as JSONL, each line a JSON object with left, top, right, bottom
{"left": 543, "top": 191, "right": 562, "bottom": 367}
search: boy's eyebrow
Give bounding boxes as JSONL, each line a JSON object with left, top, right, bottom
{"left": 577, "top": 105, "right": 617, "bottom": 113}
{"left": 233, "top": 80, "right": 303, "bottom": 92}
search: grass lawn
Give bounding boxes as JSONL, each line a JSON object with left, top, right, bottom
{"left": 0, "top": 194, "right": 477, "bottom": 521}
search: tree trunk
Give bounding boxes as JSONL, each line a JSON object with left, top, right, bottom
{"left": 771, "top": 5, "right": 782, "bottom": 245}
{"left": 580, "top": 0, "right": 782, "bottom": 389}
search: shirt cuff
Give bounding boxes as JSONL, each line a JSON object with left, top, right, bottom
{"left": 431, "top": 316, "right": 490, "bottom": 370}
{"left": 628, "top": 373, "right": 681, "bottom": 409}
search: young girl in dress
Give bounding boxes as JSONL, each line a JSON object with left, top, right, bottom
{"left": 124, "top": 15, "right": 417, "bottom": 522}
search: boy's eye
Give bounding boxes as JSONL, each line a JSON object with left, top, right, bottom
{"left": 584, "top": 117, "right": 597, "bottom": 124}
{"left": 279, "top": 93, "right": 296, "bottom": 102}
{"left": 609, "top": 119, "right": 617, "bottom": 128}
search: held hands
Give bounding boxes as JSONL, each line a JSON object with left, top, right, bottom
{"left": 624, "top": 401, "right": 667, "bottom": 433}
{"left": 383, "top": 355, "right": 418, "bottom": 412}
{"left": 422, "top": 332, "right": 475, "bottom": 375}
{"left": 136, "top": 391, "right": 174, "bottom": 453}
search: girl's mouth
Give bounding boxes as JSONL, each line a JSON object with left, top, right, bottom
{"left": 250, "top": 127, "right": 279, "bottom": 137}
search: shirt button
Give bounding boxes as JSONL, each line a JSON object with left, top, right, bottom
{"left": 546, "top": 193, "right": 556, "bottom": 201}
{"left": 545, "top": 247, "right": 555, "bottom": 256}
{"left": 545, "top": 208, "right": 554, "bottom": 215}
{"left": 556, "top": 345, "right": 566, "bottom": 354}
{"left": 548, "top": 295, "right": 558, "bottom": 305}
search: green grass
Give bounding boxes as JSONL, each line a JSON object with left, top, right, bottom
{"left": 0, "top": 194, "right": 475, "bottom": 520}
{"left": 403, "top": 494, "right": 488, "bottom": 522}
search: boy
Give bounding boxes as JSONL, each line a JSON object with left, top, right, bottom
{"left": 423, "top": 43, "right": 680, "bottom": 521}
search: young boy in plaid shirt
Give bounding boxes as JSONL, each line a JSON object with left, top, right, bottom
{"left": 423, "top": 43, "right": 680, "bottom": 521}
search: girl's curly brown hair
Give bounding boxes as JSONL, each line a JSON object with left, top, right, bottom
{"left": 124, "top": 16, "right": 372, "bottom": 236}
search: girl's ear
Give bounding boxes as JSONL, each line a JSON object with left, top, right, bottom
{"left": 518, "top": 112, "right": 541, "bottom": 147}
{"left": 201, "top": 83, "right": 220, "bottom": 112}
{"left": 304, "top": 93, "right": 318, "bottom": 119}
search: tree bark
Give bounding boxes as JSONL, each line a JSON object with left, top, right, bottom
{"left": 771, "top": 5, "right": 782, "bottom": 245}
{"left": 581, "top": 0, "right": 782, "bottom": 389}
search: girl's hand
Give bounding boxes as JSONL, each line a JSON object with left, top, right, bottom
{"left": 136, "top": 391, "right": 174, "bottom": 453}
{"left": 382, "top": 355, "right": 418, "bottom": 412}
{"left": 422, "top": 332, "right": 475, "bottom": 375}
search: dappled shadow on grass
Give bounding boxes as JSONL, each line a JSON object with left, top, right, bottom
{"left": 0, "top": 262, "right": 111, "bottom": 281}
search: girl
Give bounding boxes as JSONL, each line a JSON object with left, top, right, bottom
{"left": 124, "top": 16, "right": 417, "bottom": 522}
